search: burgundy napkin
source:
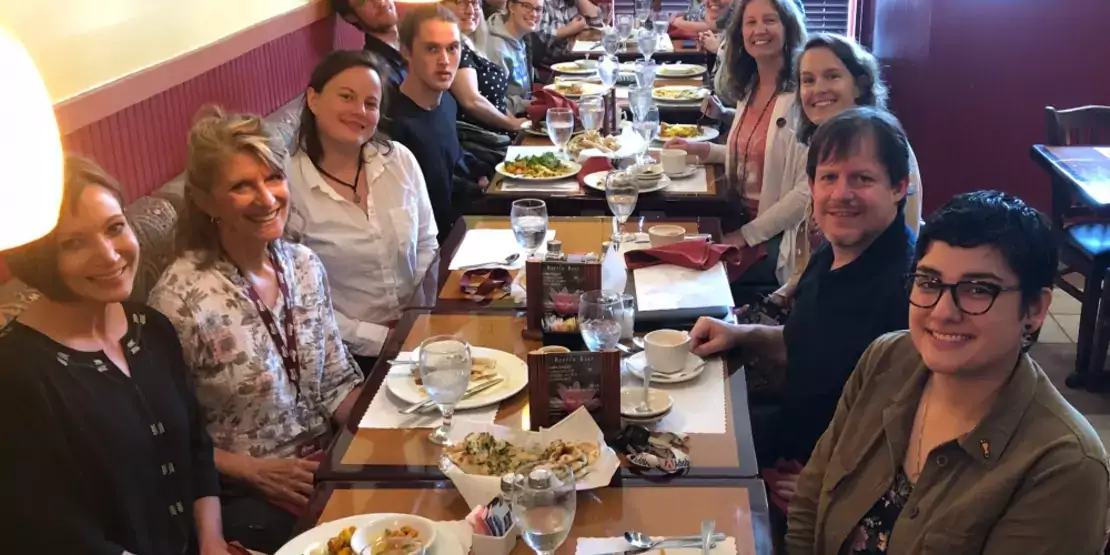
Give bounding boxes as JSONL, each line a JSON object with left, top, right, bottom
{"left": 623, "top": 238, "right": 767, "bottom": 281}
{"left": 526, "top": 86, "right": 580, "bottom": 125}
{"left": 577, "top": 156, "right": 612, "bottom": 187}
{"left": 668, "top": 27, "right": 699, "bottom": 41}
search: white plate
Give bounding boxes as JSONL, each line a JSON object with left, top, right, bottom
{"left": 495, "top": 159, "right": 582, "bottom": 182}
{"left": 274, "top": 514, "right": 466, "bottom": 555}
{"left": 663, "top": 167, "right": 699, "bottom": 179}
{"left": 582, "top": 170, "right": 669, "bottom": 194}
{"left": 352, "top": 514, "right": 438, "bottom": 553}
{"left": 552, "top": 61, "right": 598, "bottom": 74}
{"left": 656, "top": 64, "right": 707, "bottom": 78}
{"left": 544, "top": 82, "right": 607, "bottom": 98}
{"left": 655, "top": 125, "right": 721, "bottom": 143}
{"left": 652, "top": 86, "right": 710, "bottom": 103}
{"left": 385, "top": 347, "right": 529, "bottom": 410}
{"left": 620, "top": 387, "right": 674, "bottom": 417}
{"left": 520, "top": 120, "right": 585, "bottom": 138}
{"left": 626, "top": 351, "right": 707, "bottom": 384}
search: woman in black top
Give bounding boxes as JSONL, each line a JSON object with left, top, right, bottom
{"left": 443, "top": 0, "right": 526, "bottom": 132}
{"left": 0, "top": 156, "right": 226, "bottom": 555}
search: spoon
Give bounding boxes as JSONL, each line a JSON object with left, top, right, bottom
{"left": 632, "top": 336, "right": 646, "bottom": 351}
{"left": 459, "top": 253, "right": 520, "bottom": 270}
{"left": 623, "top": 531, "right": 725, "bottom": 551}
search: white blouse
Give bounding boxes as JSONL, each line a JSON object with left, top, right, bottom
{"left": 287, "top": 142, "right": 438, "bottom": 357}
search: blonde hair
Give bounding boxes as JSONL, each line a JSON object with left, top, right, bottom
{"left": 180, "top": 106, "right": 289, "bottom": 268}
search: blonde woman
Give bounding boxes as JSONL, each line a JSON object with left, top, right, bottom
{"left": 148, "top": 108, "right": 363, "bottom": 553}
{"left": 443, "top": 0, "right": 526, "bottom": 130}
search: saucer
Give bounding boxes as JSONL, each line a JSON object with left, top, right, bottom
{"left": 620, "top": 387, "right": 674, "bottom": 417}
{"left": 621, "top": 408, "right": 672, "bottom": 427}
{"left": 663, "top": 167, "right": 698, "bottom": 179}
{"left": 626, "top": 351, "right": 707, "bottom": 384}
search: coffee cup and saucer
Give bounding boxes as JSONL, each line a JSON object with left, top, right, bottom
{"left": 625, "top": 329, "right": 708, "bottom": 384}
{"left": 619, "top": 387, "right": 674, "bottom": 426}
{"left": 659, "top": 150, "right": 698, "bottom": 179}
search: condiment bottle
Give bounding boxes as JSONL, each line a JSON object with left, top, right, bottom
{"left": 545, "top": 240, "right": 566, "bottom": 261}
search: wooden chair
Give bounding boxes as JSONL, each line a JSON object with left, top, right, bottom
{"left": 1044, "top": 105, "right": 1110, "bottom": 389}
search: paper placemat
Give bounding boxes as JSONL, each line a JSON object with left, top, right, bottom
{"left": 571, "top": 35, "right": 674, "bottom": 53}
{"left": 577, "top": 536, "right": 737, "bottom": 554}
{"left": 357, "top": 370, "right": 499, "bottom": 429}
{"left": 499, "top": 180, "right": 581, "bottom": 193}
{"left": 644, "top": 358, "right": 727, "bottom": 434}
{"left": 664, "top": 167, "right": 709, "bottom": 193}
{"left": 634, "top": 263, "right": 735, "bottom": 312}
{"left": 448, "top": 229, "right": 555, "bottom": 270}
{"left": 1097, "top": 147, "right": 1110, "bottom": 160}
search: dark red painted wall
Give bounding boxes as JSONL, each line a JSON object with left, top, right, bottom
{"left": 868, "top": 0, "right": 1110, "bottom": 215}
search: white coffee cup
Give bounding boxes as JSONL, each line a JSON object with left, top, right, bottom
{"left": 660, "top": 149, "right": 687, "bottom": 175}
{"left": 644, "top": 329, "right": 691, "bottom": 374}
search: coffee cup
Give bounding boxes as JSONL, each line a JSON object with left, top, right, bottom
{"left": 648, "top": 224, "right": 686, "bottom": 248}
{"left": 531, "top": 345, "right": 571, "bottom": 355}
{"left": 644, "top": 329, "right": 691, "bottom": 374}
{"left": 660, "top": 149, "right": 687, "bottom": 175}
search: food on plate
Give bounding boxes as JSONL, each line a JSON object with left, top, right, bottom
{"left": 412, "top": 357, "right": 498, "bottom": 387}
{"left": 658, "top": 123, "right": 702, "bottom": 139}
{"left": 658, "top": 64, "right": 699, "bottom": 75}
{"left": 553, "top": 82, "right": 585, "bottom": 96}
{"left": 653, "top": 87, "right": 705, "bottom": 101}
{"left": 368, "top": 528, "right": 423, "bottom": 555}
{"left": 501, "top": 153, "right": 575, "bottom": 178}
{"left": 322, "top": 526, "right": 357, "bottom": 555}
{"left": 567, "top": 130, "right": 622, "bottom": 157}
{"left": 445, "top": 432, "right": 601, "bottom": 477}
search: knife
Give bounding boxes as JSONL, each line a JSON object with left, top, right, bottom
{"left": 399, "top": 377, "right": 504, "bottom": 415}
{"left": 417, "top": 378, "right": 506, "bottom": 414}
{"left": 592, "top": 543, "right": 719, "bottom": 555}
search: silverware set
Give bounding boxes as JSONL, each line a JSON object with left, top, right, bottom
{"left": 593, "top": 524, "right": 722, "bottom": 554}
{"left": 398, "top": 377, "right": 505, "bottom": 415}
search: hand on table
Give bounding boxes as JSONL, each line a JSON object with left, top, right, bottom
{"left": 568, "top": 15, "right": 590, "bottom": 34}
{"left": 663, "top": 138, "right": 711, "bottom": 160}
{"left": 246, "top": 457, "right": 318, "bottom": 507}
{"left": 689, "top": 316, "right": 741, "bottom": 357}
{"left": 507, "top": 114, "right": 528, "bottom": 131}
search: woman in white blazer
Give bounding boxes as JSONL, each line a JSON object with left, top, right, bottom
{"left": 665, "top": 0, "right": 808, "bottom": 285}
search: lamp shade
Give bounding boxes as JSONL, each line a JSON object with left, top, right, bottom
{"left": 0, "top": 27, "right": 64, "bottom": 251}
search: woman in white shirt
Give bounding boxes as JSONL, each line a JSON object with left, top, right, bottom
{"left": 287, "top": 50, "right": 438, "bottom": 369}
{"left": 665, "top": 0, "right": 808, "bottom": 286}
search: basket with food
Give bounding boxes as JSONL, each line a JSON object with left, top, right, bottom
{"left": 567, "top": 130, "right": 622, "bottom": 157}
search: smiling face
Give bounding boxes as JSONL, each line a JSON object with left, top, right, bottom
{"left": 800, "top": 46, "right": 861, "bottom": 126}
{"left": 197, "top": 152, "right": 289, "bottom": 245}
{"left": 307, "top": 65, "right": 382, "bottom": 149}
{"left": 403, "top": 19, "right": 462, "bottom": 92}
{"left": 910, "top": 242, "right": 1050, "bottom": 377}
{"left": 54, "top": 185, "right": 139, "bottom": 303}
{"left": 445, "top": 0, "right": 482, "bottom": 34}
{"left": 509, "top": 0, "right": 543, "bottom": 32}
{"left": 740, "top": 0, "right": 785, "bottom": 63}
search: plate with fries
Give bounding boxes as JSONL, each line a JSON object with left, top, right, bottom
{"left": 656, "top": 122, "right": 721, "bottom": 143}
{"left": 384, "top": 347, "right": 529, "bottom": 410}
{"left": 652, "top": 85, "right": 710, "bottom": 103}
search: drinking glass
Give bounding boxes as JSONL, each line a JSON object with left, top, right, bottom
{"left": 605, "top": 171, "right": 639, "bottom": 243}
{"left": 418, "top": 335, "right": 472, "bottom": 445}
{"left": 632, "top": 105, "right": 660, "bottom": 163}
{"left": 514, "top": 465, "right": 577, "bottom": 555}
{"left": 579, "top": 95, "right": 605, "bottom": 133}
{"left": 627, "top": 85, "right": 653, "bottom": 122}
{"left": 601, "top": 27, "right": 622, "bottom": 56}
{"left": 636, "top": 28, "right": 658, "bottom": 61}
{"left": 597, "top": 55, "right": 620, "bottom": 91}
{"left": 511, "top": 199, "right": 549, "bottom": 259}
{"left": 616, "top": 13, "right": 634, "bottom": 41}
{"left": 652, "top": 13, "right": 670, "bottom": 37}
{"left": 633, "top": 59, "right": 658, "bottom": 88}
{"left": 579, "top": 290, "right": 624, "bottom": 352}
{"left": 546, "top": 107, "right": 575, "bottom": 160}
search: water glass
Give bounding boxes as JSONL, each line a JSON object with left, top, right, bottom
{"left": 418, "top": 335, "right": 472, "bottom": 445}
{"left": 633, "top": 59, "right": 658, "bottom": 88}
{"left": 546, "top": 107, "right": 575, "bottom": 160}
{"left": 628, "top": 85, "right": 653, "bottom": 122}
{"left": 653, "top": 13, "right": 670, "bottom": 36}
{"left": 511, "top": 199, "right": 549, "bottom": 258}
{"left": 579, "top": 290, "right": 624, "bottom": 352}
{"left": 579, "top": 95, "right": 605, "bottom": 133}
{"left": 605, "top": 172, "right": 639, "bottom": 243}
{"left": 514, "top": 465, "right": 577, "bottom": 555}
{"left": 616, "top": 13, "right": 635, "bottom": 41}
{"left": 597, "top": 55, "right": 620, "bottom": 91}
{"left": 636, "top": 28, "right": 658, "bottom": 60}
{"left": 632, "top": 106, "right": 660, "bottom": 162}
{"left": 601, "top": 27, "right": 622, "bottom": 56}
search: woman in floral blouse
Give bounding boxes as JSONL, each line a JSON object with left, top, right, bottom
{"left": 148, "top": 107, "right": 363, "bottom": 553}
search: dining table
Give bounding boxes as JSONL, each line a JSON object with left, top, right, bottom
{"left": 293, "top": 477, "right": 774, "bottom": 554}
{"left": 560, "top": 28, "right": 715, "bottom": 64}
{"left": 1030, "top": 145, "right": 1110, "bottom": 208}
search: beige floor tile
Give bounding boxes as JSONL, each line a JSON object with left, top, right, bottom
{"left": 1050, "top": 289, "right": 1084, "bottom": 316}
{"left": 1054, "top": 314, "right": 1082, "bottom": 343}
{"left": 1037, "top": 317, "right": 1073, "bottom": 344}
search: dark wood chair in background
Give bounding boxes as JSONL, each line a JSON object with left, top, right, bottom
{"left": 1044, "top": 105, "right": 1110, "bottom": 389}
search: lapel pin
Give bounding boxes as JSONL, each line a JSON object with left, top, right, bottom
{"left": 980, "top": 439, "right": 991, "bottom": 460}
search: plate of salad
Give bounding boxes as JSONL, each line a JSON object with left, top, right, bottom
{"left": 496, "top": 152, "right": 582, "bottom": 181}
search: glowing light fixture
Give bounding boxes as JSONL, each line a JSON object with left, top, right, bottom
{"left": 0, "top": 27, "right": 64, "bottom": 250}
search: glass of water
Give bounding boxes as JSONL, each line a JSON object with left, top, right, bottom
{"left": 605, "top": 171, "right": 639, "bottom": 243}
{"left": 632, "top": 105, "right": 660, "bottom": 162}
{"left": 636, "top": 28, "right": 658, "bottom": 61}
{"left": 616, "top": 13, "right": 634, "bottom": 42}
{"left": 546, "top": 107, "right": 575, "bottom": 160}
{"left": 515, "top": 465, "right": 576, "bottom": 555}
{"left": 628, "top": 85, "right": 653, "bottom": 122}
{"left": 653, "top": 13, "right": 670, "bottom": 36}
{"left": 597, "top": 55, "right": 620, "bottom": 91}
{"left": 601, "top": 27, "right": 622, "bottom": 56}
{"left": 579, "top": 290, "right": 624, "bottom": 352}
{"left": 511, "top": 199, "right": 549, "bottom": 259}
{"left": 579, "top": 95, "right": 605, "bottom": 133}
{"left": 633, "top": 59, "right": 658, "bottom": 88}
{"left": 418, "top": 335, "right": 472, "bottom": 446}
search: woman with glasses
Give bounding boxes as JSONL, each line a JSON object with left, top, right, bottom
{"left": 787, "top": 190, "right": 1109, "bottom": 554}
{"left": 485, "top": 0, "right": 541, "bottom": 115}
{"left": 443, "top": 0, "right": 526, "bottom": 131}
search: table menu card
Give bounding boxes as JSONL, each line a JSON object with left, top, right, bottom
{"left": 525, "top": 259, "right": 602, "bottom": 336}
{"left": 527, "top": 350, "right": 621, "bottom": 434}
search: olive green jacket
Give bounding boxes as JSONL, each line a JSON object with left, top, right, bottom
{"left": 787, "top": 331, "right": 1110, "bottom": 555}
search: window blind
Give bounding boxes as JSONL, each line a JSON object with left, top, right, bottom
{"left": 801, "top": 0, "right": 851, "bottom": 35}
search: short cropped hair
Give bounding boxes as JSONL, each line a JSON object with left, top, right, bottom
{"left": 398, "top": 4, "right": 458, "bottom": 51}
{"left": 4, "top": 156, "right": 126, "bottom": 302}
{"left": 915, "top": 191, "right": 1057, "bottom": 312}
{"left": 807, "top": 106, "right": 910, "bottom": 189}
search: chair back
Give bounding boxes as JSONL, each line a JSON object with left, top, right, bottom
{"left": 1045, "top": 105, "right": 1110, "bottom": 146}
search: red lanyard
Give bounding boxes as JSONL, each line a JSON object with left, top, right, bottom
{"left": 237, "top": 246, "right": 303, "bottom": 399}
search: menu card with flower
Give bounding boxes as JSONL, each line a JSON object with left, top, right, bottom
{"left": 524, "top": 259, "right": 602, "bottom": 339}
{"left": 526, "top": 350, "right": 621, "bottom": 434}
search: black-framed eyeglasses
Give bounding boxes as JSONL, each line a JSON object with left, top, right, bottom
{"left": 512, "top": 0, "right": 544, "bottom": 14}
{"left": 905, "top": 273, "right": 1022, "bottom": 316}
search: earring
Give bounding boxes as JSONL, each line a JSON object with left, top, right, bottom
{"left": 1021, "top": 323, "right": 1036, "bottom": 352}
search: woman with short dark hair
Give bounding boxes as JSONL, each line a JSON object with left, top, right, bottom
{"left": 0, "top": 156, "right": 227, "bottom": 554}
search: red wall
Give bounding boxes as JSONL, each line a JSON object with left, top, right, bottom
{"left": 868, "top": 0, "right": 1110, "bottom": 214}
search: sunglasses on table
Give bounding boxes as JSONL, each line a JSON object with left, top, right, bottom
{"left": 905, "top": 273, "right": 1022, "bottom": 316}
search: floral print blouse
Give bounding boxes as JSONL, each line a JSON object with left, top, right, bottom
{"left": 148, "top": 240, "right": 362, "bottom": 459}
{"left": 843, "top": 466, "right": 915, "bottom": 554}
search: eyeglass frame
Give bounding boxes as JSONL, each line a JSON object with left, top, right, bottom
{"left": 447, "top": 0, "right": 483, "bottom": 10}
{"left": 511, "top": 0, "right": 545, "bottom": 14}
{"left": 904, "top": 273, "right": 1023, "bottom": 316}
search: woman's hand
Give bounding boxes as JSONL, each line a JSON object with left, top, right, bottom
{"left": 700, "top": 93, "right": 726, "bottom": 120}
{"left": 246, "top": 457, "right": 318, "bottom": 507}
{"left": 507, "top": 114, "right": 528, "bottom": 131}
{"left": 722, "top": 231, "right": 748, "bottom": 248}
{"left": 663, "top": 138, "right": 711, "bottom": 160}
{"left": 697, "top": 31, "right": 721, "bottom": 54}
{"left": 568, "top": 15, "right": 589, "bottom": 34}
{"left": 689, "top": 317, "right": 742, "bottom": 357}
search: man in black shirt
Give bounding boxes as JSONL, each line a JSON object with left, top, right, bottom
{"left": 688, "top": 107, "right": 916, "bottom": 505}
{"left": 334, "top": 0, "right": 407, "bottom": 87}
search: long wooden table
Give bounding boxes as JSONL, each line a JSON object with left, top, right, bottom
{"left": 562, "top": 29, "right": 715, "bottom": 64}
{"left": 297, "top": 478, "right": 773, "bottom": 554}
{"left": 317, "top": 309, "right": 759, "bottom": 481}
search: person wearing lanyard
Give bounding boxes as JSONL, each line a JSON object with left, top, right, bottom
{"left": 149, "top": 108, "right": 364, "bottom": 553}
{"left": 664, "top": 0, "right": 809, "bottom": 288}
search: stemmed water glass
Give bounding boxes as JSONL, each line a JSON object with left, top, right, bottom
{"left": 627, "top": 85, "right": 653, "bottom": 122}
{"left": 579, "top": 290, "right": 624, "bottom": 352}
{"left": 632, "top": 105, "right": 660, "bottom": 163}
{"left": 546, "top": 107, "right": 575, "bottom": 160}
{"left": 514, "top": 465, "right": 577, "bottom": 555}
{"left": 636, "top": 28, "right": 658, "bottom": 61}
{"left": 633, "top": 59, "right": 658, "bottom": 88}
{"left": 511, "top": 199, "right": 549, "bottom": 260}
{"left": 418, "top": 335, "right": 472, "bottom": 446}
{"left": 605, "top": 172, "right": 639, "bottom": 244}
{"left": 616, "top": 13, "right": 635, "bottom": 44}
{"left": 597, "top": 55, "right": 620, "bottom": 92}
{"left": 601, "top": 27, "right": 622, "bottom": 56}
{"left": 652, "top": 12, "right": 670, "bottom": 37}
{"left": 579, "top": 95, "right": 605, "bottom": 134}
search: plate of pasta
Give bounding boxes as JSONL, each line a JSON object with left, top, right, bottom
{"left": 652, "top": 85, "right": 710, "bottom": 103}
{"left": 656, "top": 122, "right": 720, "bottom": 142}
{"left": 496, "top": 153, "right": 582, "bottom": 181}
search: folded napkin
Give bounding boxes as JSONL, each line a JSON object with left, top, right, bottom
{"left": 577, "top": 156, "right": 613, "bottom": 187}
{"left": 527, "top": 86, "right": 579, "bottom": 125}
{"left": 669, "top": 27, "right": 699, "bottom": 40}
{"left": 623, "top": 239, "right": 766, "bottom": 281}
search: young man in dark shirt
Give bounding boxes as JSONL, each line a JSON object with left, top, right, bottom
{"left": 688, "top": 107, "right": 917, "bottom": 507}
{"left": 334, "top": 0, "right": 407, "bottom": 87}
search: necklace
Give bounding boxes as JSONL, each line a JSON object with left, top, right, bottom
{"left": 312, "top": 147, "right": 365, "bottom": 204}
{"left": 730, "top": 86, "right": 777, "bottom": 221}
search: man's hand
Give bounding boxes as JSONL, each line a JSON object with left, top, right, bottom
{"left": 569, "top": 15, "right": 590, "bottom": 33}
{"left": 246, "top": 457, "right": 318, "bottom": 507}
{"left": 689, "top": 317, "right": 742, "bottom": 357}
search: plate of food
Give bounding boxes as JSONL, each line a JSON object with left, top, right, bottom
{"left": 274, "top": 514, "right": 463, "bottom": 555}
{"left": 582, "top": 170, "right": 669, "bottom": 193}
{"left": 544, "top": 81, "right": 607, "bottom": 98}
{"left": 656, "top": 63, "right": 708, "bottom": 78}
{"left": 566, "top": 130, "right": 623, "bottom": 158}
{"left": 652, "top": 86, "right": 710, "bottom": 103}
{"left": 496, "top": 153, "right": 582, "bottom": 181}
{"left": 441, "top": 407, "right": 621, "bottom": 507}
{"left": 656, "top": 122, "right": 721, "bottom": 142}
{"left": 520, "top": 120, "right": 585, "bottom": 137}
{"left": 385, "top": 347, "right": 528, "bottom": 410}
{"left": 551, "top": 59, "right": 598, "bottom": 74}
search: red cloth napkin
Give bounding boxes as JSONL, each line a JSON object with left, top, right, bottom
{"left": 762, "top": 459, "right": 805, "bottom": 514}
{"left": 623, "top": 238, "right": 767, "bottom": 281}
{"left": 526, "top": 86, "right": 579, "bottom": 125}
{"left": 669, "top": 27, "right": 699, "bottom": 41}
{"left": 577, "top": 156, "right": 612, "bottom": 187}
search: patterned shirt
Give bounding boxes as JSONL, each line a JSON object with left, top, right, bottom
{"left": 843, "top": 467, "right": 915, "bottom": 554}
{"left": 684, "top": 0, "right": 706, "bottom": 22}
{"left": 148, "top": 240, "right": 362, "bottom": 459}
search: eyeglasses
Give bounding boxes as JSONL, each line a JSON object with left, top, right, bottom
{"left": 513, "top": 1, "right": 544, "bottom": 14}
{"left": 905, "top": 273, "right": 1022, "bottom": 316}
{"left": 450, "top": 0, "right": 482, "bottom": 10}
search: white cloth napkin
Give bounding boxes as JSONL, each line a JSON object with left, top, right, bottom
{"left": 572, "top": 40, "right": 601, "bottom": 53}
{"left": 633, "top": 263, "right": 735, "bottom": 312}
{"left": 357, "top": 363, "right": 499, "bottom": 429}
{"left": 576, "top": 536, "right": 737, "bottom": 554}
{"left": 448, "top": 229, "right": 555, "bottom": 270}
{"left": 648, "top": 358, "right": 728, "bottom": 435}
{"left": 664, "top": 167, "right": 709, "bottom": 193}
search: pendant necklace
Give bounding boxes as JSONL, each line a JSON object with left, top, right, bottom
{"left": 313, "top": 147, "right": 365, "bottom": 204}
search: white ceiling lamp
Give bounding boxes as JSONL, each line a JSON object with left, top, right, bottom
{"left": 0, "top": 27, "right": 64, "bottom": 251}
